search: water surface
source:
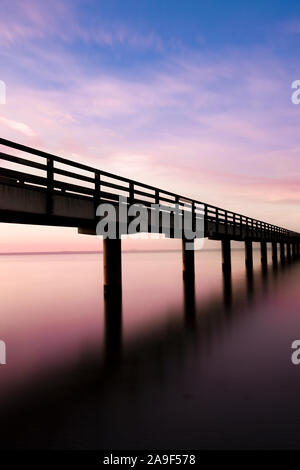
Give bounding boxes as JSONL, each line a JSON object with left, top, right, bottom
{"left": 0, "top": 247, "right": 300, "bottom": 449}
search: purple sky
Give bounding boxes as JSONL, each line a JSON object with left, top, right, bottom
{"left": 1, "top": 0, "right": 300, "bottom": 251}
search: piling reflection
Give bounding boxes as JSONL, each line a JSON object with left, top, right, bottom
{"left": 261, "top": 260, "right": 268, "bottom": 278}
{"left": 183, "top": 276, "right": 196, "bottom": 326}
{"left": 280, "top": 243, "right": 285, "bottom": 266}
{"left": 222, "top": 270, "right": 232, "bottom": 310}
{"left": 104, "top": 292, "right": 123, "bottom": 366}
{"left": 246, "top": 266, "right": 254, "bottom": 300}
{"left": 260, "top": 261, "right": 269, "bottom": 296}
{"left": 0, "top": 252, "right": 300, "bottom": 449}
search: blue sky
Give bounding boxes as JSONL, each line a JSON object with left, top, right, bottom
{"left": 1, "top": 0, "right": 300, "bottom": 250}
{"left": 3, "top": 0, "right": 300, "bottom": 82}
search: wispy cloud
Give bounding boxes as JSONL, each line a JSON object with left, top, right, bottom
{"left": 0, "top": 0, "right": 69, "bottom": 45}
{"left": 1, "top": 1, "right": 300, "bottom": 238}
{"left": 0, "top": 116, "right": 37, "bottom": 137}
{"left": 0, "top": 0, "right": 163, "bottom": 51}
{"left": 73, "top": 25, "right": 164, "bottom": 51}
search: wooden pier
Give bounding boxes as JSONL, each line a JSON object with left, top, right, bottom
{"left": 1, "top": 137, "right": 300, "bottom": 303}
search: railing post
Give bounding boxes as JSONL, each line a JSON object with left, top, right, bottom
{"left": 94, "top": 170, "right": 101, "bottom": 214}
{"left": 204, "top": 205, "right": 208, "bottom": 235}
{"left": 225, "top": 211, "right": 228, "bottom": 235}
{"left": 155, "top": 189, "right": 159, "bottom": 205}
{"left": 215, "top": 207, "right": 219, "bottom": 234}
{"left": 129, "top": 182, "right": 134, "bottom": 204}
{"left": 47, "top": 158, "right": 54, "bottom": 215}
{"left": 192, "top": 201, "right": 196, "bottom": 233}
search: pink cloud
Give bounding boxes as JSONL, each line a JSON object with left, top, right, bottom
{"left": 0, "top": 0, "right": 163, "bottom": 51}
{"left": 0, "top": 0, "right": 69, "bottom": 45}
{"left": 0, "top": 116, "right": 37, "bottom": 137}
{"left": 1, "top": 37, "right": 300, "bottom": 251}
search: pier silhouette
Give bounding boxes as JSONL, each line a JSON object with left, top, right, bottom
{"left": 1, "top": 137, "right": 300, "bottom": 304}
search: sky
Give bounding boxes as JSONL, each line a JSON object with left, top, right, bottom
{"left": 1, "top": 0, "right": 300, "bottom": 252}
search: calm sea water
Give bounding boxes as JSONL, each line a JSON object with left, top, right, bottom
{"left": 1, "top": 247, "right": 300, "bottom": 449}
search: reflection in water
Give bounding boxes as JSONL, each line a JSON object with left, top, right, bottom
{"left": 262, "top": 260, "right": 268, "bottom": 278}
{"left": 183, "top": 276, "right": 196, "bottom": 326}
{"left": 104, "top": 291, "right": 122, "bottom": 366}
{"left": 222, "top": 270, "right": 232, "bottom": 310}
{"left": 280, "top": 244, "right": 285, "bottom": 267}
{"left": 246, "top": 266, "right": 254, "bottom": 300}
{"left": 1, "top": 250, "right": 300, "bottom": 449}
{"left": 260, "top": 261, "right": 269, "bottom": 297}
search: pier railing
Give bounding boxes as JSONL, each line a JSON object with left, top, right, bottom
{"left": 0, "top": 137, "right": 299, "bottom": 241}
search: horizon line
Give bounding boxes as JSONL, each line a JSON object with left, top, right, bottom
{"left": 0, "top": 247, "right": 265, "bottom": 256}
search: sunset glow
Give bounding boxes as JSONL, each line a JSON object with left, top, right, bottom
{"left": 1, "top": 1, "right": 300, "bottom": 251}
